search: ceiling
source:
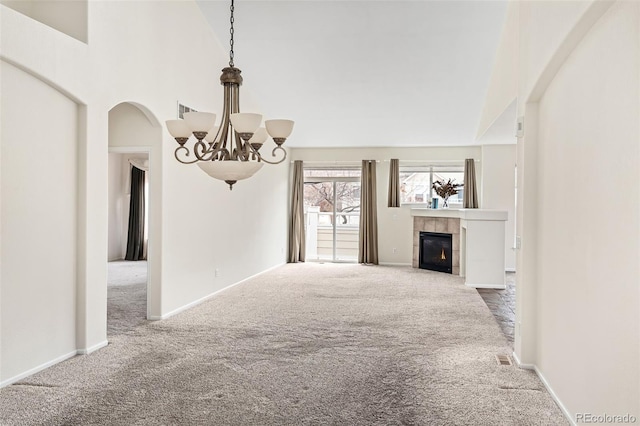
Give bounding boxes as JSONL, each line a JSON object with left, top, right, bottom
{"left": 196, "top": 1, "right": 508, "bottom": 148}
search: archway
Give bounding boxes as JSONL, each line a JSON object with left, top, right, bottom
{"left": 107, "top": 102, "right": 162, "bottom": 335}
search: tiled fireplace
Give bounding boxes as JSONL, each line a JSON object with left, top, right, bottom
{"left": 412, "top": 216, "right": 460, "bottom": 275}
{"left": 411, "top": 208, "right": 509, "bottom": 288}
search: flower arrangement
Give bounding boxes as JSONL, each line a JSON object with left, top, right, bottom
{"left": 432, "top": 178, "right": 463, "bottom": 207}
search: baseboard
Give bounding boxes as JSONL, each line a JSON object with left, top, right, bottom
{"left": 465, "top": 283, "right": 507, "bottom": 290}
{"left": 158, "top": 262, "right": 286, "bottom": 320}
{"left": 512, "top": 351, "right": 576, "bottom": 426}
{"left": 379, "top": 262, "right": 412, "bottom": 266}
{"left": 511, "top": 351, "right": 535, "bottom": 370}
{"left": 77, "top": 340, "right": 108, "bottom": 355}
{"left": 0, "top": 350, "right": 77, "bottom": 388}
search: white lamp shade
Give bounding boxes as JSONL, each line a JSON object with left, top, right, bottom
{"left": 248, "top": 127, "right": 268, "bottom": 144}
{"left": 184, "top": 112, "right": 217, "bottom": 132}
{"left": 204, "top": 126, "right": 220, "bottom": 143}
{"left": 165, "top": 120, "right": 191, "bottom": 138}
{"left": 197, "top": 160, "right": 264, "bottom": 182}
{"left": 230, "top": 113, "right": 262, "bottom": 133}
{"left": 265, "top": 119, "right": 295, "bottom": 138}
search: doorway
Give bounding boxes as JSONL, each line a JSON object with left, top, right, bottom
{"left": 303, "top": 168, "right": 361, "bottom": 262}
{"left": 107, "top": 151, "right": 149, "bottom": 335}
{"left": 107, "top": 100, "right": 161, "bottom": 334}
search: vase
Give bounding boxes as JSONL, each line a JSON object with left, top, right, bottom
{"left": 442, "top": 197, "right": 450, "bottom": 208}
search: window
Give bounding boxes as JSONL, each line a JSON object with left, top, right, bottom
{"left": 400, "top": 164, "right": 465, "bottom": 205}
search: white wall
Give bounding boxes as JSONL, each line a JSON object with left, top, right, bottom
{"left": 0, "top": 0, "right": 289, "bottom": 384}
{"left": 1, "top": 61, "right": 79, "bottom": 381}
{"left": 476, "top": 1, "right": 519, "bottom": 141}
{"left": 108, "top": 153, "right": 125, "bottom": 261}
{"left": 109, "top": 103, "right": 159, "bottom": 149}
{"left": 535, "top": 1, "right": 639, "bottom": 417}
{"left": 290, "top": 146, "right": 502, "bottom": 265}
{"left": 482, "top": 0, "right": 639, "bottom": 419}
{"left": 481, "top": 144, "right": 516, "bottom": 271}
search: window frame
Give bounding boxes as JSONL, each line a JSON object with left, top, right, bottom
{"left": 399, "top": 162, "right": 465, "bottom": 206}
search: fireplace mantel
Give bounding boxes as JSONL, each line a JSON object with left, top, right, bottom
{"left": 411, "top": 208, "right": 507, "bottom": 221}
{"left": 411, "top": 208, "right": 508, "bottom": 289}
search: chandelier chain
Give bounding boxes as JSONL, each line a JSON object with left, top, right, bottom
{"left": 229, "top": 0, "right": 235, "bottom": 67}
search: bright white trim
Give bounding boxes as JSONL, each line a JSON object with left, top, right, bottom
{"left": 108, "top": 146, "right": 151, "bottom": 154}
{"left": 511, "top": 352, "right": 575, "bottom": 426}
{"left": 465, "top": 283, "right": 506, "bottom": 290}
{"left": 77, "top": 340, "right": 108, "bottom": 355}
{"left": 511, "top": 351, "right": 534, "bottom": 370}
{"left": 0, "top": 350, "right": 77, "bottom": 388}
{"left": 158, "top": 263, "right": 286, "bottom": 320}
{"left": 379, "top": 262, "right": 412, "bottom": 266}
{"left": 533, "top": 366, "right": 576, "bottom": 426}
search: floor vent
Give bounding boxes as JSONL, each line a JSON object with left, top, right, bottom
{"left": 495, "top": 354, "right": 512, "bottom": 366}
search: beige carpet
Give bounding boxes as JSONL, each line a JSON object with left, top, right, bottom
{"left": 0, "top": 264, "right": 567, "bottom": 425}
{"left": 107, "top": 260, "right": 147, "bottom": 336}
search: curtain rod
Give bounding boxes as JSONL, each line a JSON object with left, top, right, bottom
{"left": 383, "top": 159, "right": 480, "bottom": 163}
{"left": 290, "top": 160, "right": 380, "bottom": 163}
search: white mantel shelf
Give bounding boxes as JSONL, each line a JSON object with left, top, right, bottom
{"left": 411, "top": 208, "right": 508, "bottom": 289}
{"left": 411, "top": 208, "right": 508, "bottom": 221}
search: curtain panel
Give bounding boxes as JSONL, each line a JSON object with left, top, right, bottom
{"left": 288, "top": 160, "right": 306, "bottom": 263}
{"left": 358, "top": 160, "right": 379, "bottom": 264}
{"left": 387, "top": 158, "right": 400, "bottom": 208}
{"left": 463, "top": 158, "right": 479, "bottom": 208}
{"left": 125, "top": 166, "right": 146, "bottom": 261}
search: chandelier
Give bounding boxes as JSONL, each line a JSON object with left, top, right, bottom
{"left": 165, "top": 0, "right": 294, "bottom": 190}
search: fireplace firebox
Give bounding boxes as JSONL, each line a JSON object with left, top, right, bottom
{"left": 419, "top": 232, "right": 453, "bottom": 274}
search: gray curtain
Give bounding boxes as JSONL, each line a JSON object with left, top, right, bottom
{"left": 387, "top": 158, "right": 400, "bottom": 208}
{"left": 464, "top": 158, "right": 479, "bottom": 208}
{"left": 288, "top": 160, "right": 306, "bottom": 263}
{"left": 125, "top": 166, "right": 146, "bottom": 261}
{"left": 358, "top": 160, "right": 379, "bottom": 264}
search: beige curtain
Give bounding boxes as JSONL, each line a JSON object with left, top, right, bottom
{"left": 288, "top": 160, "right": 306, "bottom": 262}
{"left": 358, "top": 160, "right": 379, "bottom": 264}
{"left": 464, "top": 158, "right": 479, "bottom": 208}
{"left": 387, "top": 158, "right": 400, "bottom": 208}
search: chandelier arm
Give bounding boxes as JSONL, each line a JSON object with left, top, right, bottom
{"left": 174, "top": 145, "right": 201, "bottom": 164}
{"left": 246, "top": 143, "right": 287, "bottom": 165}
{"left": 192, "top": 140, "right": 210, "bottom": 160}
{"left": 195, "top": 140, "right": 225, "bottom": 162}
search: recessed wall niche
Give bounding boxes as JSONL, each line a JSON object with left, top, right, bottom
{"left": 1, "top": 0, "right": 88, "bottom": 43}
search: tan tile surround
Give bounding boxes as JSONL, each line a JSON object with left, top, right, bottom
{"left": 412, "top": 217, "right": 460, "bottom": 276}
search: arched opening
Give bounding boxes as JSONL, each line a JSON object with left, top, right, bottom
{"left": 107, "top": 102, "right": 161, "bottom": 337}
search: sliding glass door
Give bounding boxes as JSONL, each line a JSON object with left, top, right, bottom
{"left": 303, "top": 169, "right": 361, "bottom": 262}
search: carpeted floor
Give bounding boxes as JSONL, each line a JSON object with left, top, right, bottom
{"left": 107, "top": 260, "right": 148, "bottom": 336}
{"left": 0, "top": 264, "right": 567, "bottom": 425}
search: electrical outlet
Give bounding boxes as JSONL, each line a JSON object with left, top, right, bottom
{"left": 515, "top": 236, "right": 522, "bottom": 249}
{"left": 392, "top": 248, "right": 397, "bottom": 253}
{"left": 214, "top": 268, "right": 220, "bottom": 278}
